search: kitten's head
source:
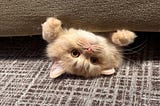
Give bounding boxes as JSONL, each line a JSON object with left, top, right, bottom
{"left": 47, "top": 29, "right": 122, "bottom": 78}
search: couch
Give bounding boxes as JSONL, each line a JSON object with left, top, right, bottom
{"left": 0, "top": 0, "right": 160, "bottom": 36}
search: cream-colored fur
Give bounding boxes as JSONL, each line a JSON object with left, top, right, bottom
{"left": 42, "top": 17, "right": 136, "bottom": 78}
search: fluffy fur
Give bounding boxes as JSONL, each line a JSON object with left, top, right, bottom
{"left": 42, "top": 17, "right": 136, "bottom": 78}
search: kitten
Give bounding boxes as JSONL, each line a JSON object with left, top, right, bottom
{"left": 42, "top": 17, "right": 136, "bottom": 78}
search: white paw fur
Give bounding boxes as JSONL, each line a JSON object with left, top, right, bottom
{"left": 111, "top": 29, "right": 137, "bottom": 46}
{"left": 42, "top": 17, "right": 63, "bottom": 43}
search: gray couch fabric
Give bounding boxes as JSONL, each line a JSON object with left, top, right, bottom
{"left": 0, "top": 0, "right": 160, "bottom": 36}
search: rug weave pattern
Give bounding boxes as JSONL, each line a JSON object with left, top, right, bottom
{"left": 0, "top": 34, "right": 159, "bottom": 106}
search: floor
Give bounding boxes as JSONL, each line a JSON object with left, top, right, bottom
{"left": 0, "top": 33, "right": 159, "bottom": 106}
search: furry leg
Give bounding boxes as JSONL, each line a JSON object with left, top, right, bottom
{"left": 111, "top": 29, "right": 137, "bottom": 46}
{"left": 42, "top": 17, "right": 63, "bottom": 43}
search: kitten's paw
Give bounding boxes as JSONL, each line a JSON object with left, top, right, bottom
{"left": 111, "top": 29, "right": 137, "bottom": 46}
{"left": 42, "top": 17, "right": 62, "bottom": 42}
{"left": 44, "top": 17, "right": 62, "bottom": 29}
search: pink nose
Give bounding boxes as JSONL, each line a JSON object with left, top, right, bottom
{"left": 87, "top": 47, "right": 92, "bottom": 53}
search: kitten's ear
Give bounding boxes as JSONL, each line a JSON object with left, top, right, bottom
{"left": 101, "top": 68, "right": 115, "bottom": 75}
{"left": 50, "top": 61, "right": 65, "bottom": 78}
{"left": 110, "top": 29, "right": 137, "bottom": 46}
{"left": 42, "top": 17, "right": 64, "bottom": 43}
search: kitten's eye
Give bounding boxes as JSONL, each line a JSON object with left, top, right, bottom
{"left": 90, "top": 57, "right": 99, "bottom": 64}
{"left": 71, "top": 49, "right": 80, "bottom": 58}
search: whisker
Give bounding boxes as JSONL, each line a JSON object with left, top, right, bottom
{"left": 122, "top": 56, "right": 142, "bottom": 68}
{"left": 123, "top": 44, "right": 146, "bottom": 54}
{"left": 123, "top": 38, "right": 148, "bottom": 51}
{"left": 77, "top": 43, "right": 83, "bottom": 47}
{"left": 115, "top": 55, "right": 146, "bottom": 80}
{"left": 77, "top": 40, "right": 85, "bottom": 46}
{"left": 121, "top": 56, "right": 146, "bottom": 75}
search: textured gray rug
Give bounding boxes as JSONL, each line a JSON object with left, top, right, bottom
{"left": 0, "top": 33, "right": 159, "bottom": 106}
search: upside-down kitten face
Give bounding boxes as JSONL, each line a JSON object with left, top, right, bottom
{"left": 42, "top": 17, "right": 136, "bottom": 78}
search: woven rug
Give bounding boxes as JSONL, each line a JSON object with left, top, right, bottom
{"left": 0, "top": 33, "right": 159, "bottom": 106}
